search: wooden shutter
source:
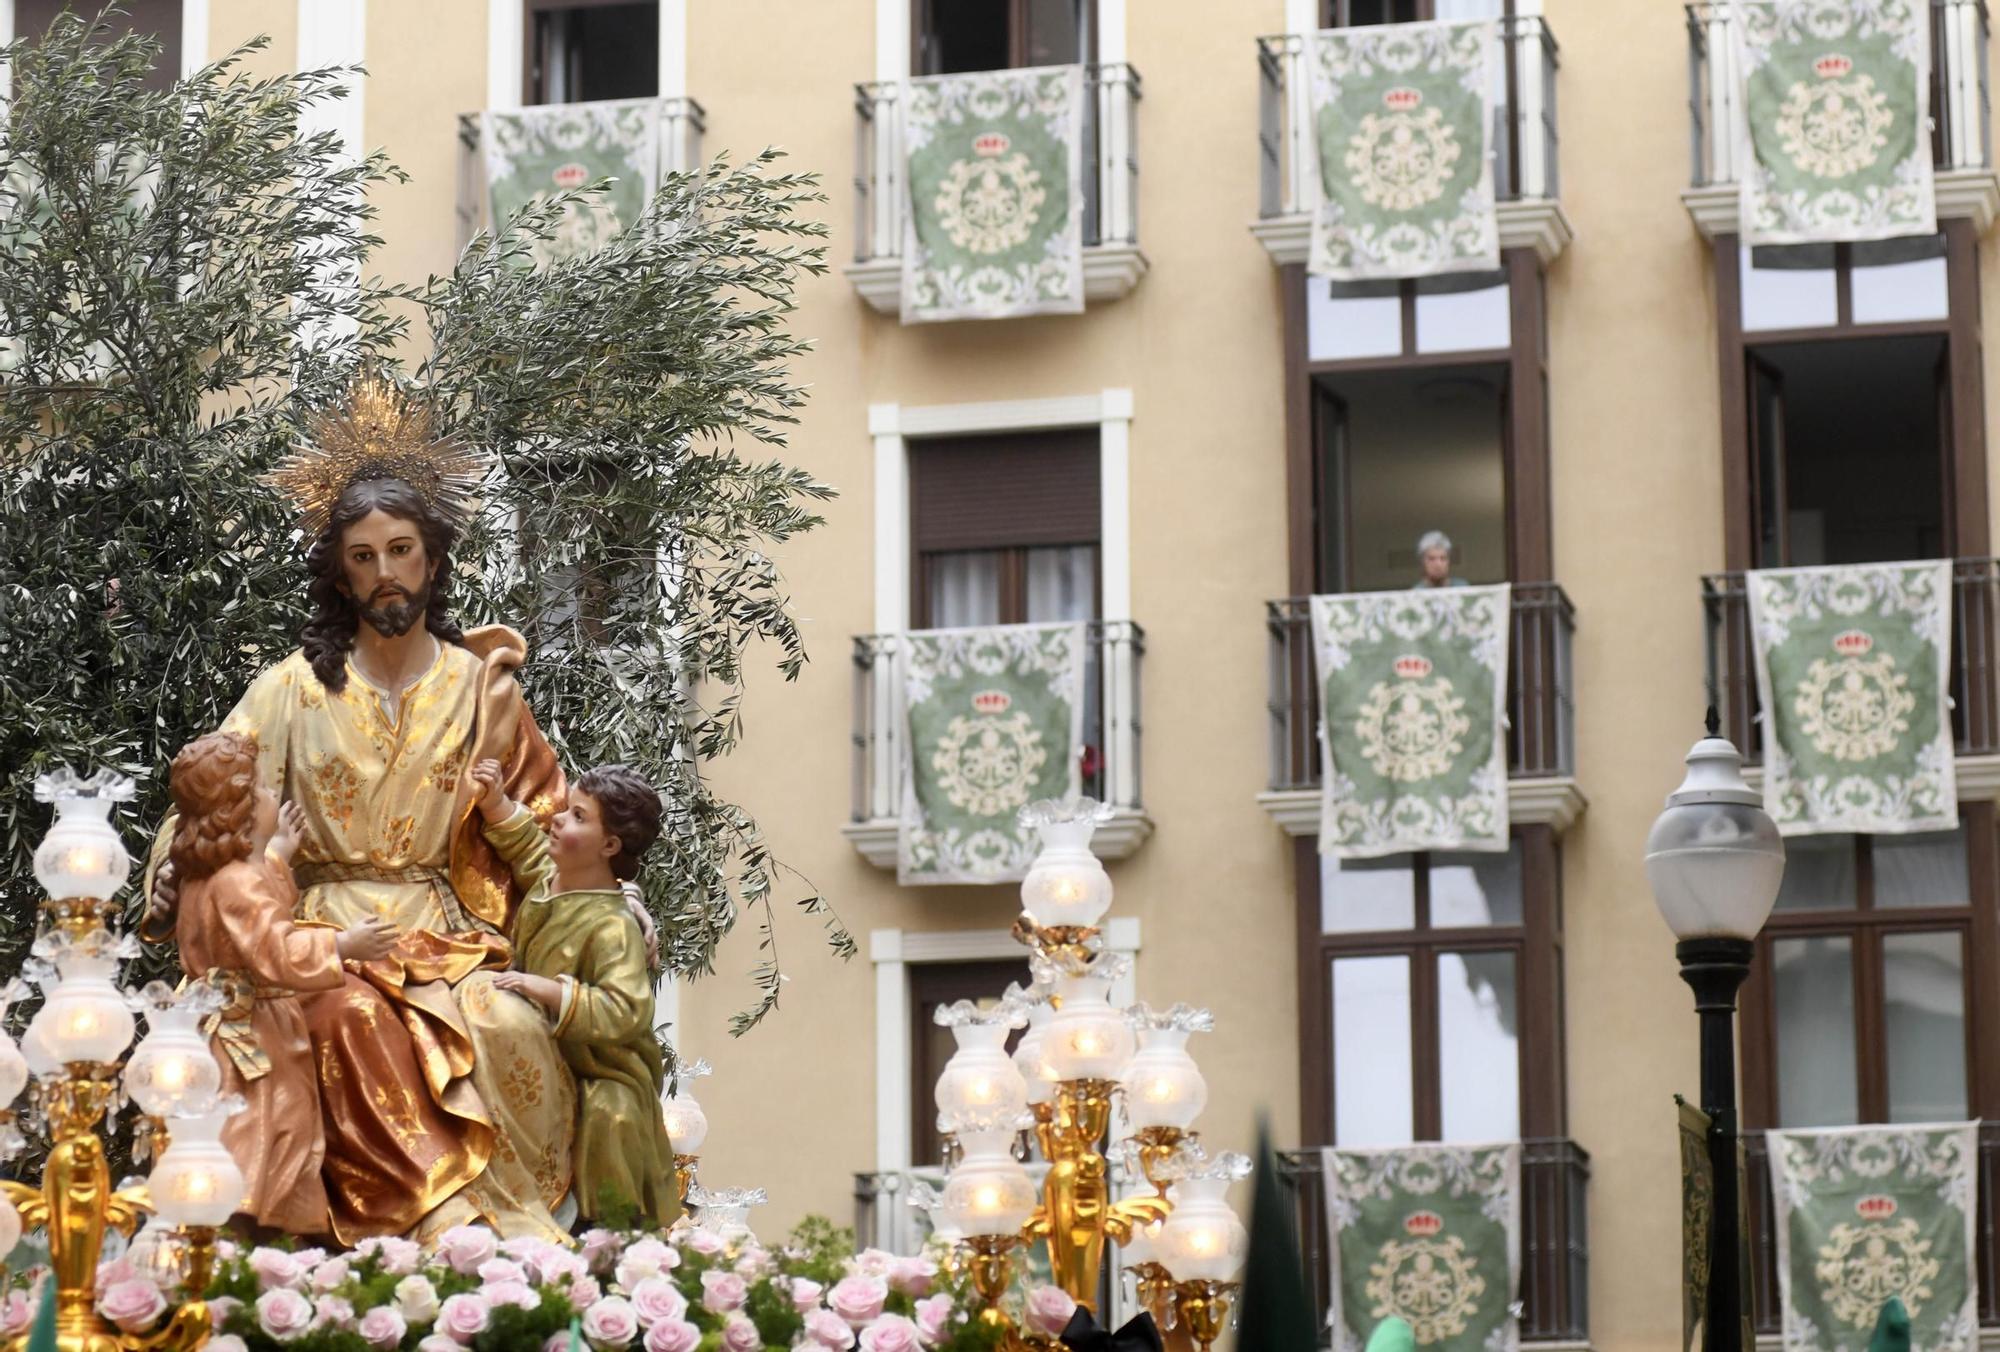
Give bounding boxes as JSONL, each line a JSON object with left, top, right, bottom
{"left": 909, "top": 430, "right": 1101, "bottom": 552}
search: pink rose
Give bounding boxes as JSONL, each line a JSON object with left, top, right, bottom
{"left": 216, "top": 1238, "right": 241, "bottom": 1262}
{"left": 2, "top": 1292, "right": 34, "bottom": 1337}
{"left": 313, "top": 1296, "right": 355, "bottom": 1330}
{"left": 859, "top": 1315, "right": 924, "bottom": 1352}
{"left": 209, "top": 1296, "right": 242, "bottom": 1328}
{"left": 249, "top": 1248, "right": 307, "bottom": 1292}
{"left": 914, "top": 1294, "right": 953, "bottom": 1347}
{"left": 889, "top": 1256, "right": 937, "bottom": 1298}
{"left": 358, "top": 1306, "right": 408, "bottom": 1350}
{"left": 96, "top": 1279, "right": 166, "bottom": 1333}
{"left": 733, "top": 1247, "right": 773, "bottom": 1279}
{"left": 790, "top": 1277, "right": 825, "bottom": 1311}
{"left": 581, "top": 1228, "right": 622, "bottom": 1273}
{"left": 310, "top": 1259, "right": 352, "bottom": 1293}
{"left": 568, "top": 1275, "right": 603, "bottom": 1309}
{"left": 477, "top": 1257, "right": 527, "bottom": 1286}
{"left": 721, "top": 1313, "right": 762, "bottom": 1352}
{"left": 545, "top": 1336, "right": 573, "bottom": 1352}
{"left": 95, "top": 1256, "right": 138, "bottom": 1290}
{"left": 437, "top": 1292, "right": 492, "bottom": 1344}
{"left": 1023, "top": 1285, "right": 1077, "bottom": 1337}
{"left": 829, "top": 1274, "right": 889, "bottom": 1327}
{"left": 418, "top": 1338, "right": 463, "bottom": 1352}
{"left": 643, "top": 1319, "right": 702, "bottom": 1352}
{"left": 292, "top": 1248, "right": 329, "bottom": 1269}
{"left": 615, "top": 1237, "right": 679, "bottom": 1289}
{"left": 255, "top": 1288, "right": 314, "bottom": 1342}
{"left": 700, "top": 1269, "right": 747, "bottom": 1315}
{"left": 850, "top": 1249, "right": 897, "bottom": 1278}
{"left": 437, "top": 1225, "right": 500, "bottom": 1276}
{"left": 356, "top": 1236, "right": 422, "bottom": 1275}
{"left": 680, "top": 1227, "right": 725, "bottom": 1257}
{"left": 804, "top": 1308, "right": 857, "bottom": 1349}
{"left": 537, "top": 1249, "right": 589, "bottom": 1286}
{"left": 481, "top": 1281, "right": 541, "bottom": 1311}
{"left": 208, "top": 1339, "right": 249, "bottom": 1352}
{"left": 581, "top": 1295, "right": 641, "bottom": 1348}
{"left": 628, "top": 1276, "right": 688, "bottom": 1327}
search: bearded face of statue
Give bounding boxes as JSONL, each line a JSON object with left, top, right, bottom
{"left": 337, "top": 508, "right": 437, "bottom": 637}
{"left": 300, "top": 477, "right": 466, "bottom": 690}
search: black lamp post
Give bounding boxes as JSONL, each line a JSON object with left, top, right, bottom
{"left": 1645, "top": 713, "right": 1786, "bottom": 1352}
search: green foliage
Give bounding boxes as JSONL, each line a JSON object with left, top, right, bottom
{"left": 0, "top": 9, "right": 850, "bottom": 1044}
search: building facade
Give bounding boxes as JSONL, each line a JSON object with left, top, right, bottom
{"left": 41, "top": 0, "right": 2000, "bottom": 1345}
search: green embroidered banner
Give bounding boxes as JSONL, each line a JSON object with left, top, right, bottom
{"left": 898, "top": 623, "right": 1086, "bottom": 884}
{"left": 1679, "top": 1099, "right": 1716, "bottom": 1352}
{"left": 1736, "top": 0, "right": 1935, "bottom": 245}
{"left": 1305, "top": 20, "right": 1499, "bottom": 281}
{"left": 1747, "top": 561, "right": 1956, "bottom": 836}
{"left": 900, "top": 64, "right": 1085, "bottom": 322}
{"left": 1769, "top": 1122, "right": 1978, "bottom": 1352}
{"left": 1323, "top": 1143, "right": 1521, "bottom": 1352}
{"left": 480, "top": 100, "right": 662, "bottom": 263}
{"left": 1311, "top": 586, "right": 1510, "bottom": 859}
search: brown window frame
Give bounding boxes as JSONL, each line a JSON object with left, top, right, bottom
{"left": 1295, "top": 828, "right": 1565, "bottom": 1147}
{"left": 912, "top": 0, "right": 1099, "bottom": 76}
{"left": 908, "top": 959, "right": 1030, "bottom": 1169}
{"left": 523, "top": 0, "right": 658, "bottom": 107}
{"left": 1321, "top": 0, "right": 1517, "bottom": 24}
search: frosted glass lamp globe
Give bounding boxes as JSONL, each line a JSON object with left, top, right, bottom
{"left": 934, "top": 1005, "right": 1029, "bottom": 1132}
{"left": 660, "top": 1091, "right": 708, "bottom": 1155}
{"left": 1013, "top": 1005, "right": 1060, "bottom": 1107}
{"left": 940, "top": 1129, "right": 1037, "bottom": 1239}
{"left": 125, "top": 1004, "right": 223, "bottom": 1118}
{"left": 29, "top": 951, "right": 135, "bottom": 1067}
{"left": 31, "top": 769, "right": 135, "bottom": 901}
{"left": 1157, "top": 1154, "right": 1251, "bottom": 1283}
{"left": 1121, "top": 1008, "right": 1210, "bottom": 1132}
{"left": 1044, "top": 966, "right": 1135, "bottom": 1084}
{"left": 149, "top": 1101, "right": 247, "bottom": 1228}
{"left": 1645, "top": 731, "right": 1785, "bottom": 942}
{"left": 1019, "top": 799, "right": 1112, "bottom": 929}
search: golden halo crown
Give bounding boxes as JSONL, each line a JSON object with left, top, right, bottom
{"left": 267, "top": 374, "right": 485, "bottom": 538}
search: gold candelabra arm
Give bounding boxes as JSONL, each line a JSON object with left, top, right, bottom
{"left": 1102, "top": 1192, "right": 1172, "bottom": 1244}
{"left": 122, "top": 1301, "right": 210, "bottom": 1352}
{"left": 1022, "top": 1205, "right": 1052, "bottom": 1240}
{"left": 102, "top": 1187, "right": 146, "bottom": 1239}
{"left": 1, "top": 1181, "right": 45, "bottom": 1234}
{"left": 1172, "top": 1280, "right": 1240, "bottom": 1352}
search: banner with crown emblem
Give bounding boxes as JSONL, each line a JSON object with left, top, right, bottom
{"left": 1769, "top": 1122, "right": 1978, "bottom": 1352}
{"left": 1734, "top": 0, "right": 1935, "bottom": 245}
{"left": 899, "top": 64, "right": 1086, "bottom": 323}
{"left": 1747, "top": 560, "right": 1956, "bottom": 836}
{"left": 1322, "top": 1142, "right": 1521, "bottom": 1352}
{"left": 897, "top": 622, "right": 1087, "bottom": 884}
{"left": 1311, "top": 585, "right": 1510, "bottom": 858}
{"left": 1304, "top": 20, "right": 1500, "bottom": 281}
{"left": 480, "top": 100, "right": 663, "bottom": 263}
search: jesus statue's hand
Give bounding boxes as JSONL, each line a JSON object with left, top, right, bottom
{"left": 469, "top": 758, "right": 513, "bottom": 823}
{"left": 336, "top": 916, "right": 398, "bottom": 962}
{"left": 492, "top": 970, "right": 564, "bottom": 1014}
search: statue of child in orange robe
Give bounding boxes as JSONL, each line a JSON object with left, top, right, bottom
{"left": 166, "top": 731, "right": 398, "bottom": 1235}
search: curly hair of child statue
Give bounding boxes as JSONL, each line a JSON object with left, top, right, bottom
{"left": 167, "top": 730, "right": 262, "bottom": 882}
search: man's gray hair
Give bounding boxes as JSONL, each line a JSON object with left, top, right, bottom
{"left": 1417, "top": 530, "right": 1453, "bottom": 556}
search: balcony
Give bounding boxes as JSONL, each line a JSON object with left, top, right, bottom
{"left": 1682, "top": 0, "right": 1998, "bottom": 237}
{"left": 454, "top": 96, "right": 707, "bottom": 249}
{"left": 1702, "top": 558, "right": 2000, "bottom": 791}
{"left": 1252, "top": 17, "right": 1572, "bottom": 269}
{"left": 843, "top": 620, "right": 1150, "bottom": 869}
{"left": 1276, "top": 1140, "right": 1591, "bottom": 1347}
{"left": 1258, "top": 584, "right": 1584, "bottom": 836}
{"left": 844, "top": 64, "right": 1145, "bottom": 313}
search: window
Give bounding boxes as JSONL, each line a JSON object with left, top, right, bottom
{"left": 525, "top": 0, "right": 658, "bottom": 105}
{"left": 914, "top": 0, "right": 1094, "bottom": 76}
{"left": 1308, "top": 842, "right": 1541, "bottom": 1145}
{"left": 908, "top": 959, "right": 1029, "bottom": 1167}
{"left": 1740, "top": 236, "right": 1950, "bottom": 334}
{"left": 16, "top": 0, "right": 180, "bottom": 90}
{"left": 1322, "top": 0, "right": 1512, "bottom": 24}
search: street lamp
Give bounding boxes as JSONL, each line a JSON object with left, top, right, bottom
{"left": 1645, "top": 712, "right": 1786, "bottom": 1352}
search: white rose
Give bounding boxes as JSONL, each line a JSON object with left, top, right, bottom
{"left": 393, "top": 1274, "right": 441, "bottom": 1325}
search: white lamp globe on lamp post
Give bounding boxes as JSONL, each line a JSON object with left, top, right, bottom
{"left": 1644, "top": 711, "right": 1785, "bottom": 1352}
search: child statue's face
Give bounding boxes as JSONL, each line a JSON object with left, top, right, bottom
{"left": 548, "top": 788, "right": 622, "bottom": 881}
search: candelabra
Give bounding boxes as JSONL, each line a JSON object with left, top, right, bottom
{"left": 658, "top": 1059, "right": 712, "bottom": 1210}
{"left": 3, "top": 769, "right": 248, "bottom": 1352}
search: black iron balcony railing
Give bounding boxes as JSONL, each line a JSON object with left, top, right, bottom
{"left": 850, "top": 620, "right": 1144, "bottom": 826}
{"left": 1701, "top": 558, "right": 2000, "bottom": 765}
{"left": 851, "top": 64, "right": 1141, "bottom": 266}
{"left": 1276, "top": 1140, "right": 1591, "bottom": 1346}
{"left": 1257, "top": 16, "right": 1560, "bottom": 221}
{"left": 1265, "top": 584, "right": 1577, "bottom": 794}
{"left": 1685, "top": 0, "right": 1992, "bottom": 189}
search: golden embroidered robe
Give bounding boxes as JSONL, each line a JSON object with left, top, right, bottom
{"left": 163, "top": 626, "right": 575, "bottom": 1241}
{"left": 487, "top": 809, "right": 679, "bottom": 1227}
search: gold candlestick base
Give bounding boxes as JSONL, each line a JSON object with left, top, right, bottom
{"left": 1129, "top": 1125, "right": 1189, "bottom": 1195}
{"left": 1172, "top": 1279, "right": 1240, "bottom": 1352}
{"left": 962, "top": 1236, "right": 1063, "bottom": 1352}
{"left": 1127, "top": 1260, "right": 1176, "bottom": 1326}
{"left": 673, "top": 1153, "right": 699, "bottom": 1210}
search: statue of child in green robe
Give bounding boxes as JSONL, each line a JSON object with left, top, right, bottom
{"left": 469, "top": 757, "right": 680, "bottom": 1229}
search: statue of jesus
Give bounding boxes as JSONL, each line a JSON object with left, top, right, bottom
{"left": 147, "top": 377, "right": 581, "bottom": 1242}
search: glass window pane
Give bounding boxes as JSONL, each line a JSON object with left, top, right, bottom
{"left": 1321, "top": 855, "right": 1417, "bottom": 933}
{"left": 1414, "top": 274, "right": 1510, "bottom": 354}
{"left": 1773, "top": 835, "right": 1857, "bottom": 912}
{"left": 1024, "top": 545, "right": 1096, "bottom": 623}
{"left": 1310, "top": 281, "right": 1402, "bottom": 362}
{"left": 1742, "top": 243, "right": 1838, "bottom": 332}
{"left": 1874, "top": 829, "right": 1970, "bottom": 909}
{"left": 1884, "top": 931, "right": 1967, "bottom": 1122}
{"left": 1439, "top": 951, "right": 1519, "bottom": 1141}
{"left": 1850, "top": 235, "right": 1949, "bottom": 325}
{"left": 1773, "top": 936, "right": 1859, "bottom": 1127}
{"left": 925, "top": 551, "right": 1002, "bottom": 628}
{"left": 1429, "top": 845, "right": 1524, "bottom": 928}
{"left": 1332, "top": 956, "right": 1413, "bottom": 1146}
{"left": 1024, "top": 0, "right": 1083, "bottom": 65}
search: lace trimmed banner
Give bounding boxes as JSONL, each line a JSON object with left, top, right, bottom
{"left": 1322, "top": 1142, "right": 1522, "bottom": 1352}
{"left": 1768, "top": 1122, "right": 1978, "bottom": 1352}
{"left": 897, "top": 622, "right": 1087, "bottom": 885}
{"left": 481, "top": 100, "right": 663, "bottom": 263}
{"left": 1311, "top": 585, "right": 1511, "bottom": 859}
{"left": 900, "top": 65, "right": 1086, "bottom": 323}
{"left": 1305, "top": 19, "right": 1500, "bottom": 281}
{"left": 1746, "top": 560, "right": 1956, "bottom": 836}
{"left": 1734, "top": 0, "right": 1935, "bottom": 245}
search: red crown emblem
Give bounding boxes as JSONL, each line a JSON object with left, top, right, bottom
{"left": 1384, "top": 87, "right": 1423, "bottom": 111}
{"left": 971, "top": 690, "right": 1012, "bottom": 715}
{"left": 972, "top": 132, "right": 1011, "bottom": 157}
{"left": 1856, "top": 1195, "right": 1899, "bottom": 1221}
{"left": 1832, "top": 630, "right": 1875, "bottom": 657}
{"left": 1815, "top": 53, "right": 1854, "bottom": 78}
{"left": 552, "top": 163, "right": 589, "bottom": 190}
{"left": 1393, "top": 654, "right": 1433, "bottom": 680}
{"left": 1403, "top": 1211, "right": 1443, "bottom": 1237}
